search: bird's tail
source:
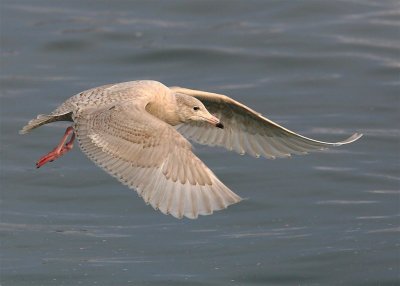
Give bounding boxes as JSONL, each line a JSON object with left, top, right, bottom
{"left": 19, "top": 114, "right": 57, "bottom": 134}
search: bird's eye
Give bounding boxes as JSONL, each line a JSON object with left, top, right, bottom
{"left": 193, "top": 106, "right": 200, "bottom": 111}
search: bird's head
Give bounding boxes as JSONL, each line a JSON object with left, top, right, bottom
{"left": 175, "top": 93, "right": 224, "bottom": 128}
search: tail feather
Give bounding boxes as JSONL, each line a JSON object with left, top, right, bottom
{"left": 19, "top": 114, "right": 56, "bottom": 134}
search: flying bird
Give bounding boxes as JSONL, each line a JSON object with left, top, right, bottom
{"left": 20, "top": 80, "right": 362, "bottom": 219}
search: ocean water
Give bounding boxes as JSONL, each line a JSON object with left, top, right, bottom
{"left": 1, "top": 1, "right": 399, "bottom": 285}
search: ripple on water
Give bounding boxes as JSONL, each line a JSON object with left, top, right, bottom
{"left": 367, "top": 227, "right": 400, "bottom": 234}
{"left": 221, "top": 227, "right": 310, "bottom": 239}
{"left": 367, "top": 190, "right": 400, "bottom": 194}
{"left": 316, "top": 200, "right": 378, "bottom": 205}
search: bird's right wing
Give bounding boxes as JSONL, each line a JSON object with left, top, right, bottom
{"left": 73, "top": 102, "right": 241, "bottom": 219}
{"left": 171, "top": 86, "right": 362, "bottom": 159}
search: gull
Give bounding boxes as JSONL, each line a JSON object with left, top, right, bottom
{"left": 20, "top": 80, "right": 362, "bottom": 219}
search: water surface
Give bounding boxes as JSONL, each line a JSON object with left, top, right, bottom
{"left": 1, "top": 1, "right": 399, "bottom": 285}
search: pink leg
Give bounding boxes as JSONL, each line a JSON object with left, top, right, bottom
{"left": 36, "top": 126, "right": 76, "bottom": 168}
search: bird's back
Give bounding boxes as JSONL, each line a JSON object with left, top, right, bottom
{"left": 20, "top": 80, "right": 170, "bottom": 134}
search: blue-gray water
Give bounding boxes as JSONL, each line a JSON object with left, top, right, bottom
{"left": 1, "top": 1, "right": 399, "bottom": 285}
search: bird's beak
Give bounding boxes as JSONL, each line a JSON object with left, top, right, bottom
{"left": 205, "top": 114, "right": 224, "bottom": 129}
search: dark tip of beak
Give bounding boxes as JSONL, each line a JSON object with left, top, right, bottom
{"left": 216, "top": 122, "right": 224, "bottom": 129}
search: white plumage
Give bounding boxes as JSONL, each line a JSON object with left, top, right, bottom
{"left": 20, "top": 80, "right": 362, "bottom": 219}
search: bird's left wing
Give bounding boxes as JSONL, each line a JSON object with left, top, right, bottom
{"left": 171, "top": 86, "right": 362, "bottom": 159}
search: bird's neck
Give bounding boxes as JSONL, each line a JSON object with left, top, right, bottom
{"left": 145, "top": 95, "right": 181, "bottom": 126}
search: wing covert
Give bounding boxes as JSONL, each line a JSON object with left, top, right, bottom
{"left": 73, "top": 102, "right": 241, "bottom": 219}
{"left": 171, "top": 86, "right": 362, "bottom": 159}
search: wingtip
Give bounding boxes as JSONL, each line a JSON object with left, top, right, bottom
{"left": 337, "top": 132, "right": 363, "bottom": 145}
